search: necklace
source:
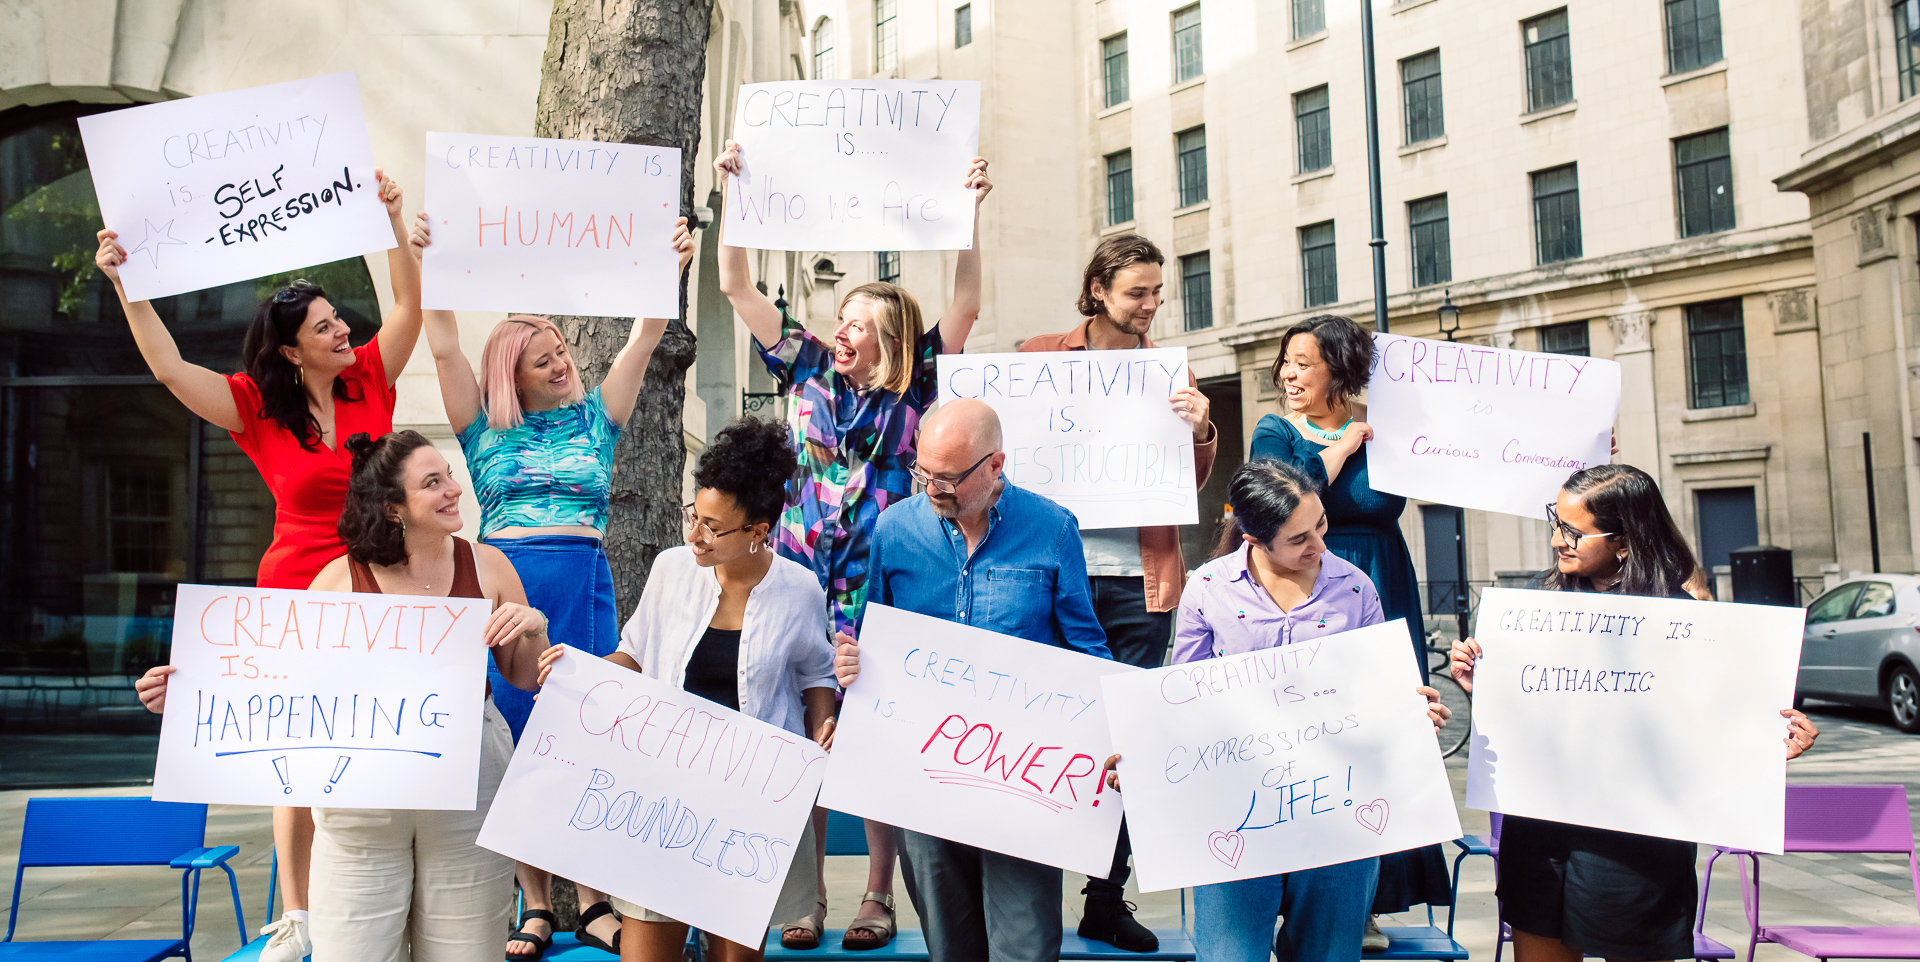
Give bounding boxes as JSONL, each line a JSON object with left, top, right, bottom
{"left": 1298, "top": 415, "right": 1352, "bottom": 442}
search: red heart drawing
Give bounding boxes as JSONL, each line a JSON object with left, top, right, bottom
{"left": 1356, "top": 799, "right": 1390, "bottom": 835}
{"left": 1206, "top": 830, "right": 1244, "bottom": 868}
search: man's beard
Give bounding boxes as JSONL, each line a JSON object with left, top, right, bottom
{"left": 929, "top": 494, "right": 961, "bottom": 518}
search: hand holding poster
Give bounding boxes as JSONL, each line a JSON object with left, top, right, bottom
{"left": 1364, "top": 332, "right": 1621, "bottom": 518}
{"left": 1103, "top": 621, "right": 1461, "bottom": 891}
{"left": 478, "top": 648, "right": 825, "bottom": 947}
{"left": 818, "top": 604, "right": 1136, "bottom": 877}
{"left": 153, "top": 584, "right": 490, "bottom": 809}
{"left": 422, "top": 133, "right": 682, "bottom": 318}
{"left": 937, "top": 349, "right": 1199, "bottom": 529}
{"left": 1465, "top": 587, "right": 1805, "bottom": 853}
{"left": 725, "top": 80, "right": 981, "bottom": 251}
{"left": 79, "top": 73, "right": 395, "bottom": 301}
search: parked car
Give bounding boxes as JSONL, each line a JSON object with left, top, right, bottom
{"left": 1796, "top": 574, "right": 1920, "bottom": 733}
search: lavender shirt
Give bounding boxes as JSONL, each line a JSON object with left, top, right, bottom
{"left": 1171, "top": 545, "right": 1385, "bottom": 664}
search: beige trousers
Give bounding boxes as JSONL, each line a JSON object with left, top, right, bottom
{"left": 309, "top": 700, "right": 515, "bottom": 962}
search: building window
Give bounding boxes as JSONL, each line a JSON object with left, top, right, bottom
{"left": 1530, "top": 163, "right": 1582, "bottom": 264}
{"left": 107, "top": 464, "right": 174, "bottom": 574}
{"left": 1523, "top": 8, "right": 1573, "bottom": 112}
{"left": 877, "top": 251, "right": 901, "bottom": 284}
{"left": 1408, "top": 194, "right": 1451, "bottom": 288}
{"left": 1292, "top": 0, "right": 1325, "bottom": 39}
{"left": 1401, "top": 49, "right": 1444, "bottom": 144}
{"left": 1295, "top": 85, "right": 1332, "bottom": 173}
{"left": 1686, "top": 298, "right": 1749, "bottom": 408}
{"left": 1182, "top": 252, "right": 1214, "bottom": 331}
{"left": 955, "top": 4, "right": 972, "bottom": 47}
{"left": 1539, "top": 320, "right": 1590, "bottom": 356}
{"left": 1665, "top": 0, "right": 1721, "bottom": 74}
{"left": 1899, "top": 0, "right": 1920, "bottom": 100}
{"left": 1103, "top": 33, "right": 1130, "bottom": 107}
{"left": 1675, "top": 127, "right": 1734, "bottom": 237}
{"left": 813, "top": 18, "right": 836, "bottom": 79}
{"left": 1177, "top": 127, "right": 1208, "bottom": 207}
{"left": 1301, "top": 221, "right": 1338, "bottom": 308}
{"left": 875, "top": 0, "right": 899, "bottom": 72}
{"left": 1172, "top": 3, "right": 1204, "bottom": 83}
{"left": 1105, "top": 151, "right": 1134, "bottom": 226}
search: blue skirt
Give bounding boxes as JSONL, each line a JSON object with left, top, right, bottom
{"left": 485, "top": 535, "right": 618, "bottom": 741}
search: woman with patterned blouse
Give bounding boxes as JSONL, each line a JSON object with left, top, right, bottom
{"left": 713, "top": 139, "right": 991, "bottom": 951}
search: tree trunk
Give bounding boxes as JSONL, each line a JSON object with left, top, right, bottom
{"left": 534, "top": 0, "right": 715, "bottom": 607}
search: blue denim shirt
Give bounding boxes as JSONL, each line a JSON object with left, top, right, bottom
{"left": 867, "top": 482, "right": 1112, "bottom": 658}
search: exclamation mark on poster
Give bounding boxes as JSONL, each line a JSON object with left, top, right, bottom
{"left": 271, "top": 756, "right": 291, "bottom": 795}
{"left": 1343, "top": 765, "right": 1354, "bottom": 807}
{"left": 1092, "top": 769, "right": 1109, "bottom": 807}
{"left": 325, "top": 756, "right": 351, "bottom": 794}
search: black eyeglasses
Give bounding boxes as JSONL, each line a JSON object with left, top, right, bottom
{"left": 910, "top": 452, "right": 995, "bottom": 495}
{"left": 1545, "top": 504, "right": 1615, "bottom": 550}
{"left": 272, "top": 279, "right": 319, "bottom": 303}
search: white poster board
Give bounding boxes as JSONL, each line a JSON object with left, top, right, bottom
{"left": 819, "top": 604, "right": 1135, "bottom": 876}
{"left": 78, "top": 73, "right": 395, "bottom": 301}
{"left": 937, "top": 349, "right": 1199, "bottom": 529}
{"left": 478, "top": 649, "right": 825, "bottom": 946}
{"left": 422, "top": 132, "right": 682, "bottom": 318}
{"left": 724, "top": 80, "right": 981, "bottom": 251}
{"left": 1103, "top": 621, "right": 1461, "bottom": 891}
{"left": 1466, "top": 587, "right": 1805, "bottom": 853}
{"left": 153, "top": 584, "right": 490, "bottom": 809}
{"left": 1364, "top": 332, "right": 1621, "bottom": 518}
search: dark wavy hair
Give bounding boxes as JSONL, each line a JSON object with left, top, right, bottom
{"left": 1077, "top": 233, "right": 1165, "bottom": 318}
{"left": 1540, "top": 464, "right": 1699, "bottom": 598}
{"left": 693, "top": 417, "right": 799, "bottom": 530}
{"left": 1212, "top": 459, "right": 1324, "bottom": 559}
{"left": 1270, "top": 314, "right": 1374, "bottom": 404}
{"left": 338, "top": 431, "right": 436, "bottom": 567}
{"left": 242, "top": 280, "right": 361, "bottom": 451}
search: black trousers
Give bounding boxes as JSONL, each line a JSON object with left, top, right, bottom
{"left": 1085, "top": 576, "right": 1172, "bottom": 901}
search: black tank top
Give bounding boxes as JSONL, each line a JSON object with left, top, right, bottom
{"left": 684, "top": 626, "right": 742, "bottom": 711}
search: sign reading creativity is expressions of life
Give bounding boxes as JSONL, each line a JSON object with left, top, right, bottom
{"left": 78, "top": 73, "right": 395, "bottom": 301}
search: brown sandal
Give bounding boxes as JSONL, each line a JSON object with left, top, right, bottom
{"left": 842, "top": 893, "right": 897, "bottom": 950}
{"left": 780, "top": 900, "right": 827, "bottom": 950}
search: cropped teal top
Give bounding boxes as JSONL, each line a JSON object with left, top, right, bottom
{"left": 457, "top": 386, "right": 621, "bottom": 539}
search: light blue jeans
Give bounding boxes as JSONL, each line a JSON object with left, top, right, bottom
{"left": 1193, "top": 857, "right": 1380, "bottom": 962}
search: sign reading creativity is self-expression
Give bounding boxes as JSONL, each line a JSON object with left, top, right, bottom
{"left": 1363, "top": 332, "right": 1621, "bottom": 518}
{"left": 1466, "top": 588, "right": 1805, "bottom": 853}
{"left": 477, "top": 649, "right": 825, "bottom": 946}
{"left": 937, "top": 349, "right": 1198, "bottom": 530}
{"left": 819, "top": 605, "right": 1136, "bottom": 877}
{"left": 153, "top": 585, "right": 490, "bottom": 810}
{"left": 1103, "top": 621, "right": 1461, "bottom": 891}
{"left": 78, "top": 73, "right": 395, "bottom": 301}
{"left": 422, "top": 133, "right": 682, "bottom": 318}
{"left": 725, "top": 80, "right": 981, "bottom": 251}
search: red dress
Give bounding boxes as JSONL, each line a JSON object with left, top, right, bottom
{"left": 226, "top": 339, "right": 396, "bottom": 589}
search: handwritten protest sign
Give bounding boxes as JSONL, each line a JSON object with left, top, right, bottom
{"left": 78, "top": 73, "right": 394, "bottom": 302}
{"left": 478, "top": 649, "right": 824, "bottom": 946}
{"left": 422, "top": 133, "right": 682, "bottom": 318}
{"left": 1364, "top": 332, "right": 1621, "bottom": 518}
{"left": 819, "top": 604, "right": 1135, "bottom": 876}
{"left": 1103, "top": 621, "right": 1460, "bottom": 891}
{"left": 938, "top": 349, "right": 1198, "bottom": 529}
{"left": 152, "top": 584, "right": 490, "bottom": 809}
{"left": 725, "top": 80, "right": 980, "bottom": 251}
{"left": 1466, "top": 588, "right": 1804, "bottom": 853}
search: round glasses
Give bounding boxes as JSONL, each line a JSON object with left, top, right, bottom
{"left": 683, "top": 504, "right": 750, "bottom": 543}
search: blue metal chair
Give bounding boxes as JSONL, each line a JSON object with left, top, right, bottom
{"left": 2, "top": 796, "right": 244, "bottom": 961}
{"left": 218, "top": 851, "right": 308, "bottom": 962}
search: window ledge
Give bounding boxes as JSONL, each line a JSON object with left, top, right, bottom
{"left": 1397, "top": 135, "right": 1448, "bottom": 157}
{"left": 1101, "top": 220, "right": 1138, "bottom": 236}
{"left": 1661, "top": 61, "right": 1727, "bottom": 88}
{"left": 1173, "top": 201, "right": 1212, "bottom": 216}
{"left": 1680, "top": 402, "right": 1756, "bottom": 423}
{"left": 1171, "top": 75, "right": 1206, "bottom": 94}
{"left": 1291, "top": 166, "right": 1335, "bottom": 185}
{"left": 1098, "top": 101, "right": 1132, "bottom": 119}
{"left": 1286, "top": 31, "right": 1327, "bottom": 52}
{"left": 1392, "top": 0, "right": 1440, "bottom": 12}
{"left": 1520, "top": 100, "right": 1578, "bottom": 125}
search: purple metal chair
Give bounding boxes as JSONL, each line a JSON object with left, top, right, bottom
{"left": 1716, "top": 784, "right": 1920, "bottom": 962}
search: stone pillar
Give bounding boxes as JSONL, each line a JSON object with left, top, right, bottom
{"left": 1609, "top": 310, "right": 1661, "bottom": 474}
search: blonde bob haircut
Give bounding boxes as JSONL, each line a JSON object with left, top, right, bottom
{"left": 840, "top": 282, "right": 926, "bottom": 396}
{"left": 480, "top": 315, "right": 585, "bottom": 430}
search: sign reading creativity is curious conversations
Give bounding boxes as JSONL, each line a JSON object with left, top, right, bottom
{"left": 78, "top": 73, "right": 395, "bottom": 301}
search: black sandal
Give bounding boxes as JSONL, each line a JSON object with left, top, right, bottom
{"left": 576, "top": 901, "right": 623, "bottom": 955}
{"left": 506, "top": 908, "right": 556, "bottom": 961}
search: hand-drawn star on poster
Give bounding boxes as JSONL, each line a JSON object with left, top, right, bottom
{"left": 123, "top": 218, "right": 187, "bottom": 269}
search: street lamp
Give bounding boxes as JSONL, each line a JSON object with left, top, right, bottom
{"left": 1437, "top": 288, "right": 1469, "bottom": 639}
{"left": 1437, "top": 289, "right": 1460, "bottom": 341}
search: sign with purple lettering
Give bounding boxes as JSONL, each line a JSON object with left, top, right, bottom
{"left": 152, "top": 584, "right": 490, "bottom": 809}
{"left": 724, "top": 80, "right": 980, "bottom": 251}
{"left": 78, "top": 73, "right": 395, "bottom": 301}
{"left": 422, "top": 132, "right": 682, "bottom": 317}
{"left": 1363, "top": 333, "right": 1620, "bottom": 518}
{"left": 1465, "top": 588, "right": 1804, "bottom": 853}
{"left": 477, "top": 647, "right": 826, "bottom": 946}
{"left": 1103, "top": 621, "right": 1461, "bottom": 891}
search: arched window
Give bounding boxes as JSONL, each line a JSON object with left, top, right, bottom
{"left": 813, "top": 18, "right": 837, "bottom": 80}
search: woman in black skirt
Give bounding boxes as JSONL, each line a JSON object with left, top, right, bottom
{"left": 1449, "top": 464, "right": 1819, "bottom": 962}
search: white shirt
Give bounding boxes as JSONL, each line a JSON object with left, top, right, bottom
{"left": 618, "top": 545, "right": 838, "bottom": 736}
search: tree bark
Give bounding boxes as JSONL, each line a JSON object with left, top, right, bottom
{"left": 535, "top": 0, "right": 715, "bottom": 607}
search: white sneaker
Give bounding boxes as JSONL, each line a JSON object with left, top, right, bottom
{"left": 1362, "top": 915, "right": 1390, "bottom": 953}
{"left": 257, "top": 914, "right": 311, "bottom": 962}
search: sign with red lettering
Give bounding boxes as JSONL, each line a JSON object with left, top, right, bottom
{"left": 421, "top": 132, "right": 682, "bottom": 317}
{"left": 1363, "top": 332, "right": 1621, "bottom": 518}
{"left": 152, "top": 584, "right": 491, "bottom": 809}
{"left": 819, "top": 604, "right": 1135, "bottom": 876}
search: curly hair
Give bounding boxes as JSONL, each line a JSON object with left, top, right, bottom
{"left": 1077, "top": 233, "right": 1165, "bottom": 318}
{"left": 1270, "top": 314, "right": 1375, "bottom": 405}
{"left": 338, "top": 431, "right": 436, "bottom": 567}
{"left": 693, "top": 417, "right": 799, "bottom": 528}
{"left": 242, "top": 279, "right": 361, "bottom": 451}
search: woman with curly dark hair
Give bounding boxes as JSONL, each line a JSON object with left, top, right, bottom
{"left": 533, "top": 415, "right": 837, "bottom": 962}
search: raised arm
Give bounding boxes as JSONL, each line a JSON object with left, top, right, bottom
{"left": 409, "top": 216, "right": 482, "bottom": 433}
{"left": 375, "top": 170, "right": 425, "bottom": 385}
{"left": 713, "top": 140, "right": 790, "bottom": 351}
{"left": 602, "top": 217, "right": 697, "bottom": 424}
{"left": 94, "top": 229, "right": 243, "bottom": 432}
{"left": 937, "top": 157, "right": 993, "bottom": 354}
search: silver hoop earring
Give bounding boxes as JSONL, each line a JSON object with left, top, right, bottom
{"left": 750, "top": 540, "right": 760, "bottom": 554}
{"left": 1616, "top": 552, "right": 1626, "bottom": 561}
